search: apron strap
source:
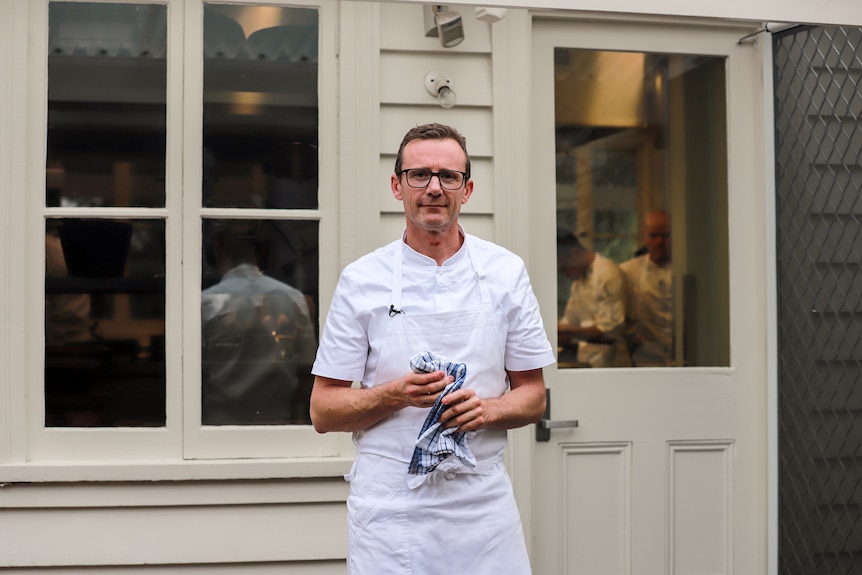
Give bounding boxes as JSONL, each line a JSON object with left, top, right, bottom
{"left": 463, "top": 235, "right": 492, "bottom": 309}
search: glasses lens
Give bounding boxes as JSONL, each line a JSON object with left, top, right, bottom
{"left": 438, "top": 171, "right": 463, "bottom": 189}
{"left": 406, "top": 169, "right": 431, "bottom": 187}
{"left": 405, "top": 169, "right": 463, "bottom": 190}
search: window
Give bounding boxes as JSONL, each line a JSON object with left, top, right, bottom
{"left": 554, "top": 49, "right": 730, "bottom": 368}
{"left": 29, "top": 0, "right": 340, "bottom": 463}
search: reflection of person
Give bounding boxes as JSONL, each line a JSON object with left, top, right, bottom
{"left": 201, "top": 224, "right": 317, "bottom": 425}
{"left": 557, "top": 231, "right": 631, "bottom": 367}
{"left": 310, "top": 123, "right": 555, "bottom": 574}
{"left": 620, "top": 209, "right": 673, "bottom": 367}
{"left": 45, "top": 231, "right": 94, "bottom": 344}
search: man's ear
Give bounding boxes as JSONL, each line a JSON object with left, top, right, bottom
{"left": 461, "top": 178, "right": 474, "bottom": 204}
{"left": 391, "top": 173, "right": 404, "bottom": 200}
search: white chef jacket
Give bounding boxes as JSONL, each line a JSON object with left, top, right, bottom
{"left": 560, "top": 253, "right": 631, "bottom": 367}
{"left": 312, "top": 230, "right": 556, "bottom": 387}
{"left": 620, "top": 254, "right": 673, "bottom": 367}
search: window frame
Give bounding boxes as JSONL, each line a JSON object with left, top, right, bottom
{"left": 8, "top": 0, "right": 349, "bottom": 469}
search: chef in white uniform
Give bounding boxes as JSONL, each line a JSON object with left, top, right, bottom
{"left": 620, "top": 209, "right": 674, "bottom": 367}
{"left": 311, "top": 123, "right": 556, "bottom": 574}
{"left": 557, "top": 231, "right": 631, "bottom": 368}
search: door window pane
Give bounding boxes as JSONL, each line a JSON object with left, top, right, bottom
{"left": 555, "top": 49, "right": 729, "bottom": 368}
{"left": 47, "top": 2, "right": 167, "bottom": 208}
{"left": 201, "top": 219, "right": 318, "bottom": 425}
{"left": 45, "top": 218, "right": 166, "bottom": 427}
{"left": 202, "top": 5, "right": 318, "bottom": 209}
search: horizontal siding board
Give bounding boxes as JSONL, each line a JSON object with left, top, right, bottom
{"left": 808, "top": 362, "right": 862, "bottom": 411}
{"left": 378, "top": 156, "right": 495, "bottom": 214}
{"left": 0, "top": 562, "right": 345, "bottom": 574}
{"left": 810, "top": 412, "right": 862, "bottom": 459}
{"left": 0, "top": 479, "right": 348, "bottom": 509}
{"left": 378, "top": 3, "right": 492, "bottom": 53}
{"left": 801, "top": 116, "right": 862, "bottom": 165}
{"left": 380, "top": 51, "right": 493, "bottom": 106}
{"left": 0, "top": 502, "right": 346, "bottom": 567}
{"left": 379, "top": 106, "right": 494, "bottom": 158}
{"left": 807, "top": 68, "right": 862, "bottom": 118}
{"left": 805, "top": 165, "right": 862, "bottom": 214}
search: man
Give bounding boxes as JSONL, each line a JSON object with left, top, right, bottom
{"left": 201, "top": 222, "right": 317, "bottom": 425}
{"left": 557, "top": 230, "right": 631, "bottom": 367}
{"left": 620, "top": 209, "right": 674, "bottom": 367}
{"left": 310, "top": 123, "right": 555, "bottom": 574}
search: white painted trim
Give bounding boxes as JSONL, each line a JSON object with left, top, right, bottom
{"left": 761, "top": 28, "right": 779, "bottom": 575}
{"left": 0, "top": 477, "right": 349, "bottom": 507}
{"left": 0, "top": 0, "right": 13, "bottom": 465}
{"left": 390, "top": 0, "right": 862, "bottom": 27}
{"left": 5, "top": 0, "right": 30, "bottom": 466}
{"left": 338, "top": 1, "right": 381, "bottom": 267}
{"left": 25, "top": 0, "right": 50, "bottom": 463}
{"left": 0, "top": 457, "right": 354, "bottom": 484}
{"left": 490, "top": 7, "right": 538, "bottom": 555}
{"left": 491, "top": 9, "right": 531, "bottom": 255}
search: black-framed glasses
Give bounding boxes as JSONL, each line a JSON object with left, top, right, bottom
{"left": 400, "top": 168, "right": 467, "bottom": 190}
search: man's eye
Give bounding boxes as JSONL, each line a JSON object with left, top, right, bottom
{"left": 440, "top": 171, "right": 460, "bottom": 183}
{"left": 411, "top": 169, "right": 431, "bottom": 179}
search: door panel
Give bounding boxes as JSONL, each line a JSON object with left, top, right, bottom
{"left": 530, "top": 18, "right": 766, "bottom": 574}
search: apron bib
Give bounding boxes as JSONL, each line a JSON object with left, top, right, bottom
{"left": 345, "top": 236, "right": 532, "bottom": 575}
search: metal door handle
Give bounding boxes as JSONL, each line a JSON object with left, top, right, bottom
{"left": 535, "top": 389, "right": 578, "bottom": 442}
{"left": 537, "top": 419, "right": 580, "bottom": 430}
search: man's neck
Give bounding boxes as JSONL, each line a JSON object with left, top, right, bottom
{"left": 404, "top": 226, "right": 464, "bottom": 266}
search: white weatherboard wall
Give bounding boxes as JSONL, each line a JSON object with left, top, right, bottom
{"left": 0, "top": 479, "right": 349, "bottom": 571}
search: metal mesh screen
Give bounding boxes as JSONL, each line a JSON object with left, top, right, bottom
{"left": 775, "top": 26, "right": 862, "bottom": 575}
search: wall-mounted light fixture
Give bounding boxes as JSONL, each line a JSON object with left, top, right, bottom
{"left": 423, "top": 5, "right": 465, "bottom": 48}
{"left": 425, "top": 70, "right": 456, "bottom": 108}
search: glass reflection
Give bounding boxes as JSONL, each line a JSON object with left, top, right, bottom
{"left": 202, "top": 4, "right": 319, "bottom": 209}
{"left": 201, "top": 219, "right": 318, "bottom": 425}
{"left": 46, "top": 2, "right": 167, "bottom": 208}
{"left": 554, "top": 49, "right": 729, "bottom": 368}
{"left": 45, "top": 219, "right": 166, "bottom": 426}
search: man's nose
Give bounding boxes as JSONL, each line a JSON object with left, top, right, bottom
{"left": 426, "top": 175, "right": 443, "bottom": 193}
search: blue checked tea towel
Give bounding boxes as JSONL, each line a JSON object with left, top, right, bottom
{"left": 407, "top": 351, "right": 477, "bottom": 483}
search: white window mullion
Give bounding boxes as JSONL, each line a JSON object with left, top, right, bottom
{"left": 180, "top": 0, "right": 206, "bottom": 457}
{"left": 163, "top": 0, "right": 187, "bottom": 457}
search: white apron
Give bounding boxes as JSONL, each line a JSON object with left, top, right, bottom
{"left": 345, "top": 237, "right": 532, "bottom": 575}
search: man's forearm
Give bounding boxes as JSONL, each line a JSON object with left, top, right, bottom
{"left": 482, "top": 371, "right": 547, "bottom": 430}
{"left": 310, "top": 377, "right": 405, "bottom": 433}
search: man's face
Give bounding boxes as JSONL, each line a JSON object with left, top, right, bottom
{"left": 391, "top": 138, "right": 473, "bottom": 234}
{"left": 644, "top": 212, "right": 671, "bottom": 265}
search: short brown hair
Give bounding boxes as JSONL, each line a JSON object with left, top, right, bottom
{"left": 394, "top": 123, "right": 471, "bottom": 179}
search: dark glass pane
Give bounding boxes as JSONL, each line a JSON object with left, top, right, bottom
{"left": 201, "top": 219, "right": 319, "bottom": 425}
{"left": 554, "top": 49, "right": 728, "bottom": 368}
{"left": 45, "top": 218, "right": 166, "bottom": 427}
{"left": 202, "top": 5, "right": 319, "bottom": 209}
{"left": 46, "top": 3, "right": 167, "bottom": 208}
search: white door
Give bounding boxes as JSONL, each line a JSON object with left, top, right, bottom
{"left": 529, "top": 17, "right": 767, "bottom": 574}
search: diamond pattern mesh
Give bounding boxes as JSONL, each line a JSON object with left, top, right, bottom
{"left": 775, "top": 26, "right": 862, "bottom": 575}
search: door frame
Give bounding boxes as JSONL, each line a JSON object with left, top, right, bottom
{"left": 506, "top": 11, "right": 774, "bottom": 572}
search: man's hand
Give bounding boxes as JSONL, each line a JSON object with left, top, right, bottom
{"left": 436, "top": 369, "right": 547, "bottom": 433}
{"left": 437, "top": 388, "right": 485, "bottom": 432}
{"left": 403, "top": 371, "right": 455, "bottom": 408}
